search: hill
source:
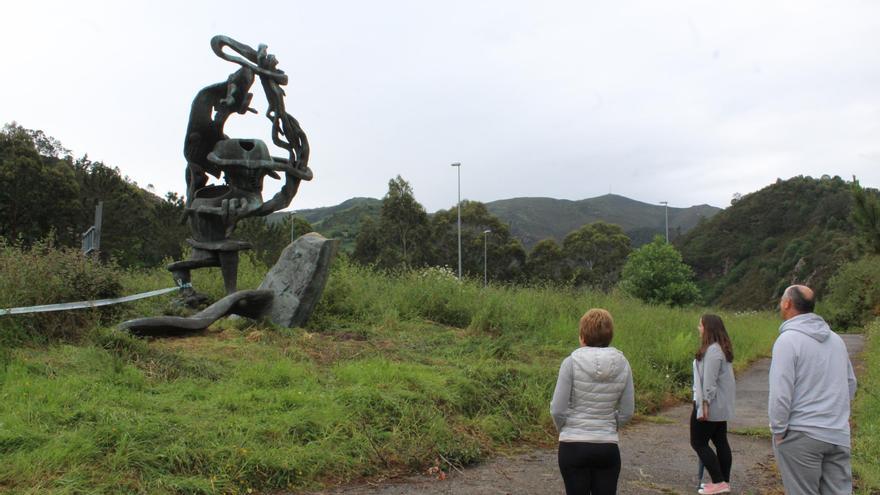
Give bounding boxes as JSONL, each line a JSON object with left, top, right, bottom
{"left": 485, "top": 194, "right": 720, "bottom": 248}
{"left": 272, "top": 197, "right": 381, "bottom": 226}
{"left": 276, "top": 194, "right": 719, "bottom": 253}
{"left": 271, "top": 198, "right": 381, "bottom": 253}
{"left": 676, "top": 175, "right": 861, "bottom": 309}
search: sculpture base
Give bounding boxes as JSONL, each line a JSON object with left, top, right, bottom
{"left": 119, "top": 233, "right": 338, "bottom": 336}
{"left": 119, "top": 289, "right": 274, "bottom": 336}
{"left": 259, "top": 232, "right": 338, "bottom": 328}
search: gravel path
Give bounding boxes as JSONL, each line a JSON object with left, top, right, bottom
{"left": 310, "top": 334, "right": 865, "bottom": 495}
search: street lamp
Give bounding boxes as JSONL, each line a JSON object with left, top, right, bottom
{"left": 483, "top": 229, "right": 491, "bottom": 287}
{"left": 659, "top": 201, "right": 669, "bottom": 243}
{"left": 451, "top": 162, "right": 462, "bottom": 280}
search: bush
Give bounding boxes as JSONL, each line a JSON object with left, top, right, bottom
{"left": 0, "top": 239, "right": 123, "bottom": 344}
{"left": 620, "top": 236, "right": 700, "bottom": 306}
{"left": 824, "top": 255, "right": 880, "bottom": 330}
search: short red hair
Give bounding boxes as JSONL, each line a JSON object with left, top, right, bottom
{"left": 579, "top": 309, "right": 614, "bottom": 347}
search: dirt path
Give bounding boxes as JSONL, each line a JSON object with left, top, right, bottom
{"left": 310, "top": 334, "right": 865, "bottom": 495}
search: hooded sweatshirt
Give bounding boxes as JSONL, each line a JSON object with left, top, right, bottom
{"left": 550, "top": 346, "right": 635, "bottom": 443}
{"left": 769, "top": 313, "right": 857, "bottom": 448}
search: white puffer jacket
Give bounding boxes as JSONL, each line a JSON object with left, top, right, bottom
{"left": 550, "top": 346, "right": 635, "bottom": 443}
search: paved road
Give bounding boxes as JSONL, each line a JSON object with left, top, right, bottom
{"left": 311, "top": 334, "right": 865, "bottom": 495}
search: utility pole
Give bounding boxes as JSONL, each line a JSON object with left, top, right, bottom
{"left": 451, "top": 162, "right": 462, "bottom": 280}
{"left": 483, "top": 229, "right": 491, "bottom": 287}
{"left": 659, "top": 201, "right": 669, "bottom": 243}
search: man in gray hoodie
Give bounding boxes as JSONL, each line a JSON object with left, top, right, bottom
{"left": 770, "top": 285, "right": 858, "bottom": 495}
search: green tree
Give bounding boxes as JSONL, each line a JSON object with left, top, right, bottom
{"left": 430, "top": 200, "right": 526, "bottom": 282}
{"left": 526, "top": 238, "right": 568, "bottom": 283}
{"left": 24, "top": 127, "right": 70, "bottom": 159}
{"left": 150, "top": 191, "right": 190, "bottom": 263}
{"left": 0, "top": 123, "right": 80, "bottom": 245}
{"left": 73, "top": 156, "right": 188, "bottom": 267}
{"left": 352, "top": 176, "right": 431, "bottom": 269}
{"left": 851, "top": 177, "right": 880, "bottom": 254}
{"left": 0, "top": 123, "right": 190, "bottom": 267}
{"left": 562, "top": 222, "right": 631, "bottom": 289}
{"left": 621, "top": 236, "right": 700, "bottom": 306}
{"left": 382, "top": 176, "right": 431, "bottom": 268}
{"left": 352, "top": 216, "right": 381, "bottom": 265}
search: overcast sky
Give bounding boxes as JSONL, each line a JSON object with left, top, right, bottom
{"left": 2, "top": 0, "right": 879, "bottom": 212}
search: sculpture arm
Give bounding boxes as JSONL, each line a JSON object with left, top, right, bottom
{"left": 211, "top": 35, "right": 288, "bottom": 84}
{"left": 248, "top": 173, "right": 302, "bottom": 218}
{"left": 211, "top": 35, "right": 261, "bottom": 66}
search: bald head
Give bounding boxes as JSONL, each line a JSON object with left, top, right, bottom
{"left": 779, "top": 285, "right": 815, "bottom": 320}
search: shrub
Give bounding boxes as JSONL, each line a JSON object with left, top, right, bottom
{"left": 620, "top": 236, "right": 700, "bottom": 306}
{"left": 0, "top": 239, "right": 123, "bottom": 344}
{"left": 824, "top": 255, "right": 880, "bottom": 330}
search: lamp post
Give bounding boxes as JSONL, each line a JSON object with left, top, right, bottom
{"left": 659, "top": 201, "right": 669, "bottom": 243}
{"left": 451, "top": 162, "right": 462, "bottom": 280}
{"left": 483, "top": 229, "right": 491, "bottom": 287}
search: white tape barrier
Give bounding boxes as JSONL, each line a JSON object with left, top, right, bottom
{"left": 0, "top": 287, "right": 179, "bottom": 316}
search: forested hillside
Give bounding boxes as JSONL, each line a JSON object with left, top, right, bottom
{"left": 283, "top": 197, "right": 381, "bottom": 225}
{"left": 279, "top": 194, "right": 719, "bottom": 254}
{"left": 676, "top": 175, "right": 863, "bottom": 309}
{"left": 0, "top": 123, "right": 188, "bottom": 267}
{"left": 275, "top": 198, "right": 381, "bottom": 253}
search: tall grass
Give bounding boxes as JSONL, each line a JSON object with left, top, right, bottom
{"left": 853, "top": 319, "right": 880, "bottom": 494}
{"left": 312, "top": 259, "right": 780, "bottom": 409}
{"left": 0, "top": 254, "right": 783, "bottom": 494}
{"left": 0, "top": 240, "right": 123, "bottom": 345}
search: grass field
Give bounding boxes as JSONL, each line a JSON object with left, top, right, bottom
{"left": 853, "top": 319, "right": 880, "bottom": 494}
{"left": 0, "top": 257, "right": 782, "bottom": 494}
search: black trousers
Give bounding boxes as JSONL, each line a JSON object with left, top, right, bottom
{"left": 689, "top": 403, "right": 732, "bottom": 483}
{"left": 557, "top": 441, "right": 621, "bottom": 495}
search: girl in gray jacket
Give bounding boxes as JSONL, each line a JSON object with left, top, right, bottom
{"left": 551, "top": 309, "right": 635, "bottom": 495}
{"left": 691, "top": 314, "right": 736, "bottom": 495}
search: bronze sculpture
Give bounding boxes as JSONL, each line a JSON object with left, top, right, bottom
{"left": 121, "top": 35, "right": 337, "bottom": 336}
{"left": 172, "top": 35, "right": 313, "bottom": 301}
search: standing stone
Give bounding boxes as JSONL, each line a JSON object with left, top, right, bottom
{"left": 259, "top": 232, "right": 338, "bottom": 327}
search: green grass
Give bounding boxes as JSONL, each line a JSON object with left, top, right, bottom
{"left": 632, "top": 414, "right": 676, "bottom": 425}
{"left": 729, "top": 427, "right": 773, "bottom": 439}
{"left": 853, "top": 319, "right": 880, "bottom": 494}
{"left": 0, "top": 256, "right": 782, "bottom": 494}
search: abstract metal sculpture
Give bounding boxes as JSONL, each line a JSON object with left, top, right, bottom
{"left": 172, "top": 35, "right": 313, "bottom": 302}
{"left": 120, "top": 36, "right": 337, "bottom": 335}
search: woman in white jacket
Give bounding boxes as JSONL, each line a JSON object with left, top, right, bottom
{"left": 691, "top": 314, "right": 736, "bottom": 495}
{"left": 551, "top": 309, "right": 635, "bottom": 495}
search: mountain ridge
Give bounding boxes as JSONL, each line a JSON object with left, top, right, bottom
{"left": 278, "top": 193, "right": 721, "bottom": 251}
{"left": 484, "top": 193, "right": 720, "bottom": 248}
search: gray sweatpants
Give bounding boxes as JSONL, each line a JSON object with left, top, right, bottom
{"left": 773, "top": 430, "right": 852, "bottom": 495}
